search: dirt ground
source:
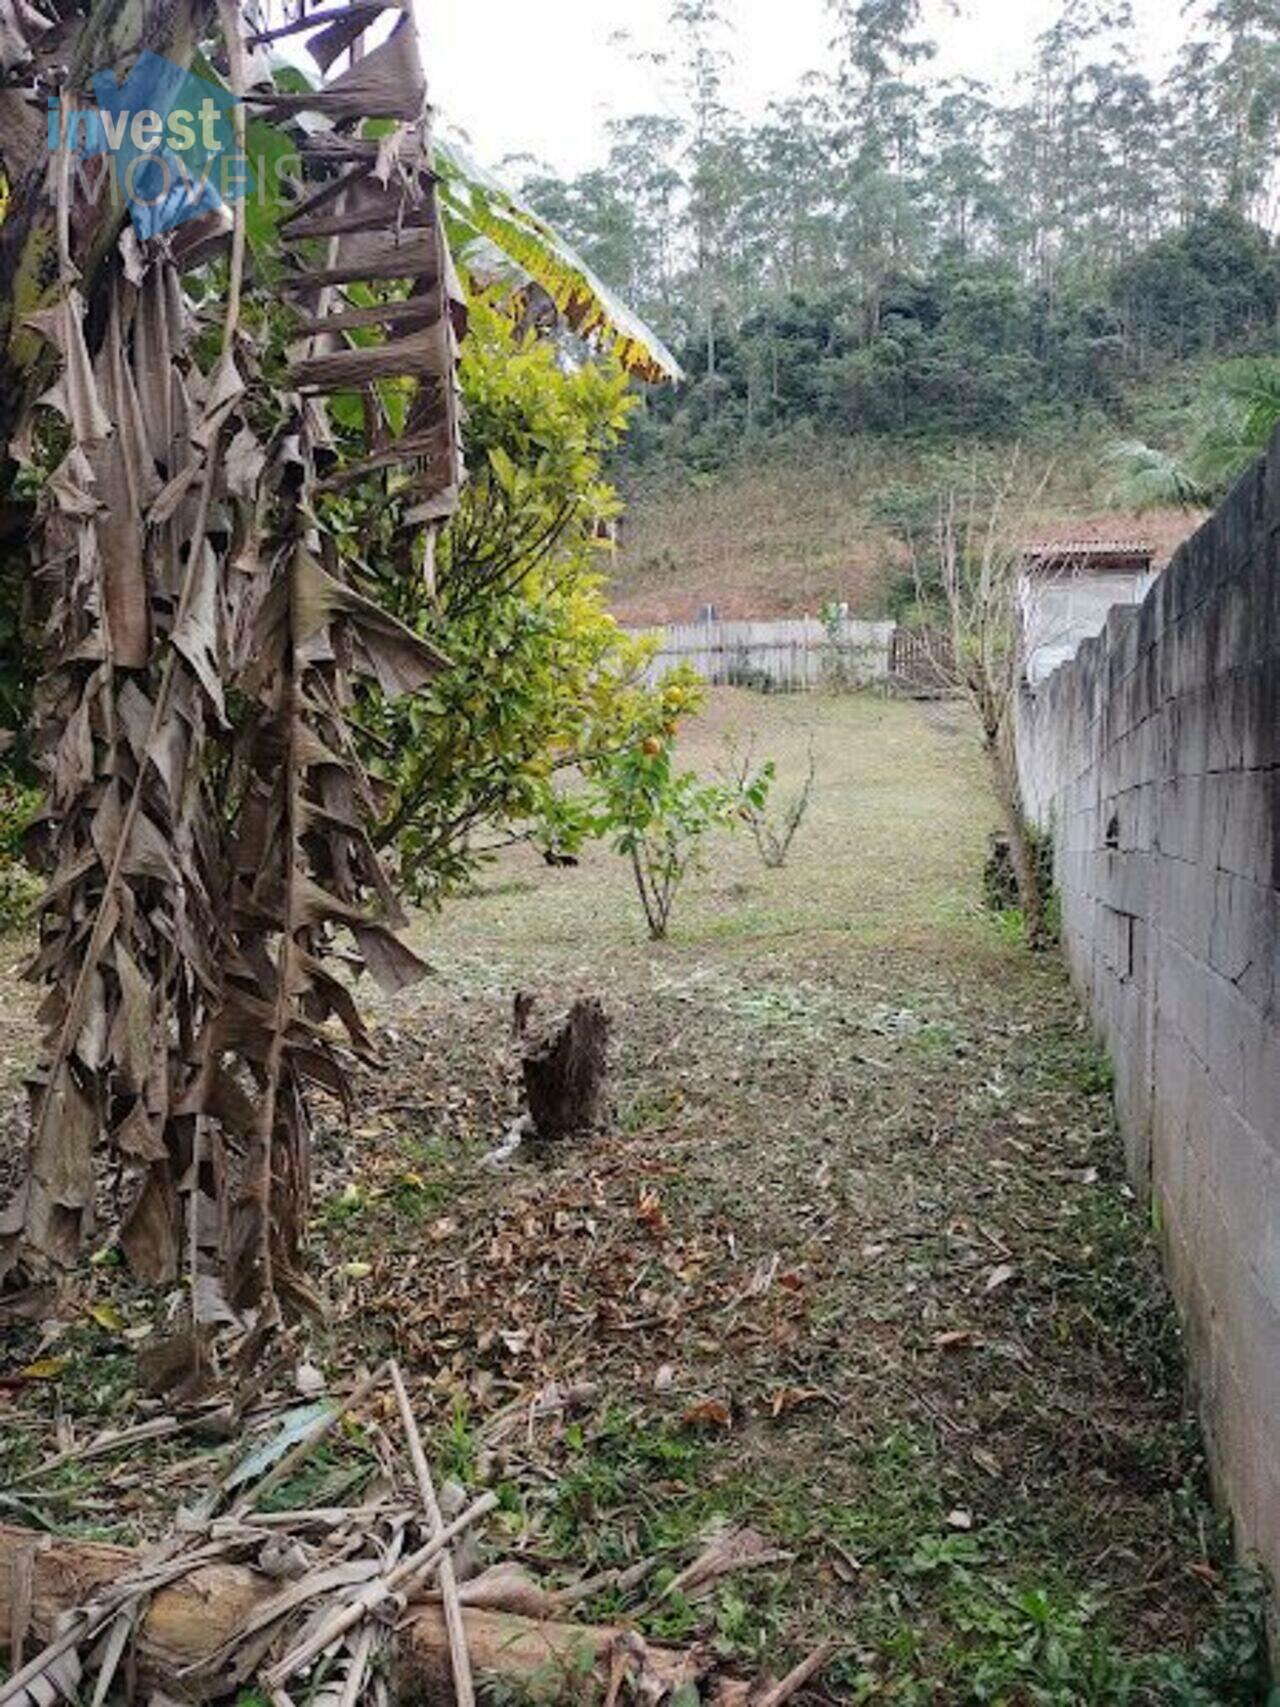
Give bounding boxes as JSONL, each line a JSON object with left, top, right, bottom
{"left": 0, "top": 691, "right": 1271, "bottom": 1704}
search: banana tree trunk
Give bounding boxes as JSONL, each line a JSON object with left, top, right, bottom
{"left": 0, "top": 1524, "right": 753, "bottom": 1703}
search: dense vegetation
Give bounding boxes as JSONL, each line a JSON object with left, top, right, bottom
{"left": 518, "top": 0, "right": 1280, "bottom": 472}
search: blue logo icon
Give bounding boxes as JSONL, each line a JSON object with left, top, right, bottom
{"left": 48, "top": 53, "right": 252, "bottom": 239}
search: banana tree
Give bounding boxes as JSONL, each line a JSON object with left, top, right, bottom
{"left": 434, "top": 132, "right": 682, "bottom": 385}
{"left": 0, "top": 0, "right": 457, "bottom": 1358}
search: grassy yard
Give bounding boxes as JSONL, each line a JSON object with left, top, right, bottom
{"left": 0, "top": 691, "right": 1271, "bottom": 1704}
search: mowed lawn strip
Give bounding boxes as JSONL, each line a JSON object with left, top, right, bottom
{"left": 334, "top": 691, "right": 1268, "bottom": 1701}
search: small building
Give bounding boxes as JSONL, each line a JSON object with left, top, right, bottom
{"left": 1020, "top": 538, "right": 1158, "bottom": 685}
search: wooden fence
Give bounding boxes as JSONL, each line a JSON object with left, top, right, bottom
{"left": 630, "top": 617, "right": 898, "bottom": 694}
{"left": 888, "top": 626, "right": 953, "bottom": 696}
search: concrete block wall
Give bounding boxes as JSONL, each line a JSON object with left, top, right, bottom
{"left": 1016, "top": 426, "right": 1280, "bottom": 1585}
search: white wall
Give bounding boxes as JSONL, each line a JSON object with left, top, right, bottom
{"left": 1023, "top": 569, "right": 1158, "bottom": 685}
{"left": 628, "top": 617, "right": 897, "bottom": 693}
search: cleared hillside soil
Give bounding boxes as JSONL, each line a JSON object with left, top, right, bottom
{"left": 1, "top": 692, "right": 1263, "bottom": 1702}
{"left": 609, "top": 445, "right": 1205, "bottom": 625}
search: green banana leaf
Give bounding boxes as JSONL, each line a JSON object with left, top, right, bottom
{"left": 434, "top": 132, "right": 682, "bottom": 385}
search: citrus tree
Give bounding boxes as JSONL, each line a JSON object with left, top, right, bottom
{"left": 355, "top": 295, "right": 696, "bottom": 900}
{"left": 590, "top": 725, "right": 770, "bottom": 939}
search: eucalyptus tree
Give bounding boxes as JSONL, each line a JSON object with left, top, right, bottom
{"left": 826, "top": 0, "right": 936, "bottom": 331}
{"left": 751, "top": 86, "right": 843, "bottom": 294}
{"left": 1172, "top": 0, "right": 1280, "bottom": 223}
{"left": 515, "top": 164, "right": 644, "bottom": 306}
{"left": 1004, "top": 1, "right": 1141, "bottom": 295}
{"left": 925, "top": 80, "right": 1007, "bottom": 260}
{"left": 669, "top": 0, "right": 735, "bottom": 374}
{"left": 1078, "top": 63, "right": 1165, "bottom": 266}
{"left": 604, "top": 113, "right": 685, "bottom": 320}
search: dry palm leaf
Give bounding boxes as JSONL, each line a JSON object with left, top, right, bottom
{"left": 1, "top": 0, "right": 464, "bottom": 1347}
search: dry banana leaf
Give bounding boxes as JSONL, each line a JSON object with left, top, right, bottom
{"left": 0, "top": 0, "right": 463, "bottom": 1343}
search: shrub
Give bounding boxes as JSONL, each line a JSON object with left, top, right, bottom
{"left": 590, "top": 734, "right": 770, "bottom": 939}
{"left": 0, "top": 777, "right": 41, "bottom": 930}
{"left": 720, "top": 734, "right": 815, "bottom": 869}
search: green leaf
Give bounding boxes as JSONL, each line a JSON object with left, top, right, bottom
{"left": 487, "top": 444, "right": 518, "bottom": 494}
{"left": 243, "top": 118, "right": 297, "bottom": 268}
{"left": 434, "top": 134, "right": 682, "bottom": 385}
{"left": 224, "top": 1402, "right": 335, "bottom": 1491}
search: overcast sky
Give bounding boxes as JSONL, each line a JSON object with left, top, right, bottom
{"left": 424, "top": 0, "right": 1182, "bottom": 177}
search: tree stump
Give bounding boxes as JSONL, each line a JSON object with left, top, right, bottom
{"left": 517, "top": 995, "right": 610, "bottom": 1142}
{"left": 983, "top": 831, "right": 1019, "bottom": 911}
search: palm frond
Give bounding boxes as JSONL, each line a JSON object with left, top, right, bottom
{"left": 1104, "top": 438, "right": 1215, "bottom": 511}
{"left": 1218, "top": 359, "right": 1280, "bottom": 453}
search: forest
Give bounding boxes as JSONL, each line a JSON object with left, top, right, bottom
{"left": 516, "top": 0, "right": 1280, "bottom": 471}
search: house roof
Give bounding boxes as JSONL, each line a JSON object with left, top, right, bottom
{"left": 1022, "top": 538, "right": 1157, "bottom": 571}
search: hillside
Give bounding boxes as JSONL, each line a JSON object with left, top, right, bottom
{"left": 521, "top": 0, "right": 1278, "bottom": 632}
{"left": 608, "top": 440, "right": 1206, "bottom": 626}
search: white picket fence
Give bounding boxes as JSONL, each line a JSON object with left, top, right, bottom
{"left": 629, "top": 616, "right": 897, "bottom": 694}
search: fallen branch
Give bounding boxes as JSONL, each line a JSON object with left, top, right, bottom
{"left": 208, "top": 1505, "right": 395, "bottom": 1533}
{"left": 551, "top": 1555, "right": 658, "bottom": 1609}
{"left": 754, "top": 1640, "right": 840, "bottom": 1705}
{"left": 389, "top": 1360, "right": 475, "bottom": 1707}
{"left": 7, "top": 1412, "right": 230, "bottom": 1488}
{"left": 0, "top": 1526, "right": 752, "bottom": 1701}
{"left": 661, "top": 1525, "right": 794, "bottom": 1603}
